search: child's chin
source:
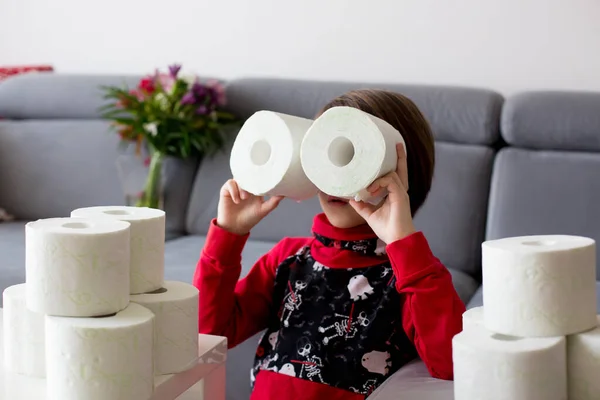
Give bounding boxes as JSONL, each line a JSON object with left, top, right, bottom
{"left": 324, "top": 209, "right": 365, "bottom": 229}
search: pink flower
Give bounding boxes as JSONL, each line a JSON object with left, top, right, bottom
{"left": 156, "top": 73, "right": 175, "bottom": 93}
{"left": 129, "top": 89, "right": 144, "bottom": 101}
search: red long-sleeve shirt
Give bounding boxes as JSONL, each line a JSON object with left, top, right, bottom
{"left": 194, "top": 213, "right": 465, "bottom": 399}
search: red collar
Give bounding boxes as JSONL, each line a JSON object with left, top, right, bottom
{"left": 310, "top": 213, "right": 387, "bottom": 269}
{"left": 311, "top": 213, "right": 378, "bottom": 242}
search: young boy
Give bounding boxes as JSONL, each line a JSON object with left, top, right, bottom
{"left": 193, "top": 89, "right": 465, "bottom": 400}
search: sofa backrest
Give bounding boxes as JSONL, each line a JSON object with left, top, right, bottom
{"left": 486, "top": 91, "right": 600, "bottom": 277}
{"left": 186, "top": 78, "right": 504, "bottom": 279}
{"left": 0, "top": 73, "right": 199, "bottom": 239}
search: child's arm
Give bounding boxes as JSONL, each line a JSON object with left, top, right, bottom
{"left": 193, "top": 219, "right": 293, "bottom": 348}
{"left": 387, "top": 231, "right": 466, "bottom": 380}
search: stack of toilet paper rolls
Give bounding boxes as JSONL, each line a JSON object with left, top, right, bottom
{"left": 453, "top": 235, "right": 598, "bottom": 400}
{"left": 2, "top": 206, "right": 199, "bottom": 400}
{"left": 229, "top": 106, "right": 406, "bottom": 205}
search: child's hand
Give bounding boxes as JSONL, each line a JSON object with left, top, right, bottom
{"left": 349, "top": 143, "right": 416, "bottom": 244}
{"left": 216, "top": 179, "right": 284, "bottom": 235}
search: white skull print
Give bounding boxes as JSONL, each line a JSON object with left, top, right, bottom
{"left": 313, "top": 261, "right": 330, "bottom": 272}
{"left": 347, "top": 275, "right": 375, "bottom": 301}
{"left": 279, "top": 363, "right": 296, "bottom": 377}
{"left": 268, "top": 331, "right": 279, "bottom": 348}
{"left": 374, "top": 239, "right": 387, "bottom": 256}
{"left": 361, "top": 350, "right": 392, "bottom": 375}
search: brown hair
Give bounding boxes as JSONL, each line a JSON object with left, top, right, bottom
{"left": 319, "top": 89, "right": 435, "bottom": 216}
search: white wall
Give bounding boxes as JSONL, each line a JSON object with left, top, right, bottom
{"left": 1, "top": 0, "right": 599, "bottom": 95}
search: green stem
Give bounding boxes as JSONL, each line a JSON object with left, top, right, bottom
{"left": 136, "top": 150, "right": 164, "bottom": 209}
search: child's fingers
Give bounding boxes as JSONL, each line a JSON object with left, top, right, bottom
{"left": 349, "top": 199, "right": 376, "bottom": 219}
{"left": 240, "top": 189, "right": 250, "bottom": 201}
{"left": 395, "top": 143, "right": 409, "bottom": 191}
{"left": 261, "top": 195, "right": 284, "bottom": 214}
{"left": 367, "top": 172, "right": 403, "bottom": 195}
{"left": 223, "top": 179, "right": 241, "bottom": 203}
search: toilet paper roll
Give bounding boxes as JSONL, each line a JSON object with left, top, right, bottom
{"left": 567, "top": 315, "right": 600, "bottom": 400}
{"left": 45, "top": 303, "right": 155, "bottom": 400}
{"left": 482, "top": 234, "right": 596, "bottom": 337}
{"left": 71, "top": 206, "right": 166, "bottom": 294}
{"left": 25, "top": 217, "right": 131, "bottom": 317}
{"left": 130, "top": 281, "right": 199, "bottom": 375}
{"left": 300, "top": 106, "right": 406, "bottom": 205}
{"left": 229, "top": 110, "right": 319, "bottom": 200}
{"left": 453, "top": 325, "right": 567, "bottom": 400}
{"left": 2, "top": 284, "right": 45, "bottom": 377}
{"left": 462, "top": 306, "right": 484, "bottom": 331}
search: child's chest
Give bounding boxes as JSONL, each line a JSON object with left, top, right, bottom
{"left": 252, "top": 247, "right": 417, "bottom": 396}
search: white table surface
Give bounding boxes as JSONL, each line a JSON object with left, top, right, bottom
{"left": 0, "top": 308, "right": 227, "bottom": 400}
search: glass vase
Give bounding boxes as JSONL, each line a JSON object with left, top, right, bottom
{"left": 116, "top": 149, "right": 165, "bottom": 209}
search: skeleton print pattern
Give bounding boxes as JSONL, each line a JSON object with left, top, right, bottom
{"left": 251, "top": 238, "right": 417, "bottom": 396}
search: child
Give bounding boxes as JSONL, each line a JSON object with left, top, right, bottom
{"left": 193, "top": 89, "right": 466, "bottom": 400}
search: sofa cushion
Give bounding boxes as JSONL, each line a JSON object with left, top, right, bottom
{"left": 501, "top": 91, "right": 600, "bottom": 151}
{"left": 0, "top": 121, "right": 197, "bottom": 238}
{"left": 413, "top": 142, "right": 495, "bottom": 281}
{"left": 0, "top": 73, "right": 141, "bottom": 120}
{"left": 224, "top": 78, "right": 503, "bottom": 145}
{"left": 486, "top": 148, "right": 600, "bottom": 278}
{"left": 163, "top": 234, "right": 277, "bottom": 282}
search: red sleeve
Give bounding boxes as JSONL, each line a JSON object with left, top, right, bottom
{"left": 193, "top": 219, "right": 301, "bottom": 349}
{"left": 386, "top": 231, "right": 466, "bottom": 380}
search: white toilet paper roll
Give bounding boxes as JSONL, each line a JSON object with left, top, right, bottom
{"left": 45, "top": 303, "right": 155, "bottom": 400}
{"left": 26, "top": 217, "right": 131, "bottom": 317}
{"left": 71, "top": 206, "right": 166, "bottom": 294}
{"left": 453, "top": 325, "right": 567, "bottom": 400}
{"left": 482, "top": 235, "right": 596, "bottom": 337}
{"left": 229, "top": 110, "right": 319, "bottom": 200}
{"left": 567, "top": 315, "right": 600, "bottom": 400}
{"left": 462, "top": 306, "right": 484, "bottom": 331}
{"left": 2, "top": 284, "right": 45, "bottom": 377}
{"left": 130, "top": 281, "right": 199, "bottom": 375}
{"left": 300, "top": 106, "right": 406, "bottom": 205}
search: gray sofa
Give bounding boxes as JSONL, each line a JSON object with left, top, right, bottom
{"left": 1, "top": 73, "right": 599, "bottom": 399}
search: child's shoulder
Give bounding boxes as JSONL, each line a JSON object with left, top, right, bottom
{"left": 269, "top": 236, "right": 314, "bottom": 259}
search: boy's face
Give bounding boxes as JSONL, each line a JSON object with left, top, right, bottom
{"left": 317, "top": 192, "right": 368, "bottom": 228}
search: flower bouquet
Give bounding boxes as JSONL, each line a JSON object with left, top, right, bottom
{"left": 100, "top": 64, "right": 238, "bottom": 209}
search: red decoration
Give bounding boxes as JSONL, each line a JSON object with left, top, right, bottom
{"left": 0, "top": 65, "right": 53, "bottom": 82}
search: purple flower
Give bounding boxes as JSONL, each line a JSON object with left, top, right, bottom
{"left": 207, "top": 79, "right": 226, "bottom": 106}
{"left": 181, "top": 92, "right": 196, "bottom": 106}
{"left": 191, "top": 82, "right": 206, "bottom": 98}
{"left": 196, "top": 105, "right": 208, "bottom": 115}
{"left": 168, "top": 64, "right": 182, "bottom": 78}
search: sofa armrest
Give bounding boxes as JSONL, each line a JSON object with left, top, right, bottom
{"left": 366, "top": 359, "right": 454, "bottom": 400}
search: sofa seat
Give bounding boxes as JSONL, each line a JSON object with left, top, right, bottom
{"left": 367, "top": 359, "right": 454, "bottom": 399}
{"left": 0, "top": 221, "right": 28, "bottom": 304}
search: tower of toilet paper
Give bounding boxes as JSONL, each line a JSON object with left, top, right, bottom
{"left": 229, "top": 107, "right": 406, "bottom": 205}
{"left": 2, "top": 206, "right": 200, "bottom": 400}
{"left": 453, "top": 235, "right": 599, "bottom": 400}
